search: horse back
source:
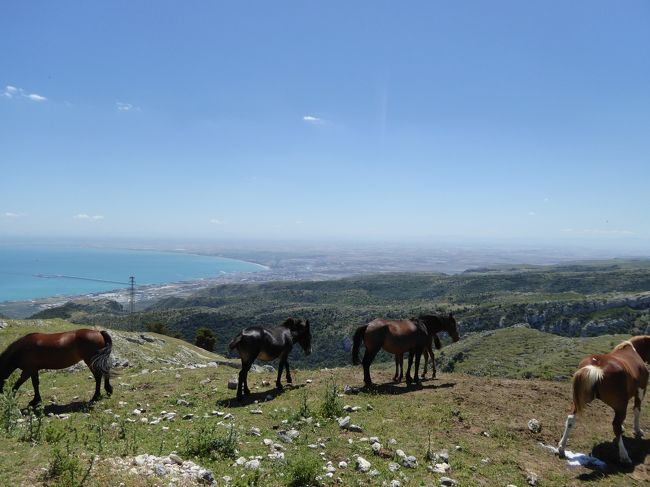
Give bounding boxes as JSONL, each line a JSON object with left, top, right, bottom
{"left": 15, "top": 329, "right": 106, "bottom": 371}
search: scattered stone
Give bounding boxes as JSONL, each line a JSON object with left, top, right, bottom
{"left": 344, "top": 385, "right": 360, "bottom": 394}
{"left": 527, "top": 472, "right": 538, "bottom": 486}
{"left": 371, "top": 442, "right": 382, "bottom": 454}
{"left": 169, "top": 453, "right": 182, "bottom": 465}
{"left": 528, "top": 419, "right": 542, "bottom": 434}
{"left": 338, "top": 461, "right": 347, "bottom": 469}
{"left": 368, "top": 469, "right": 380, "bottom": 476}
{"left": 356, "top": 456, "right": 371, "bottom": 473}
{"left": 263, "top": 438, "right": 273, "bottom": 446}
{"left": 389, "top": 438, "right": 397, "bottom": 445}
{"left": 223, "top": 413, "right": 233, "bottom": 420}
{"left": 440, "top": 477, "right": 458, "bottom": 486}
{"left": 268, "top": 451, "right": 284, "bottom": 461}
{"left": 277, "top": 429, "right": 299, "bottom": 443}
{"left": 431, "top": 463, "right": 451, "bottom": 474}
{"left": 228, "top": 378, "right": 238, "bottom": 390}
{"left": 306, "top": 379, "right": 313, "bottom": 383}
{"left": 338, "top": 416, "right": 351, "bottom": 429}
{"left": 436, "top": 450, "right": 449, "bottom": 463}
{"left": 249, "top": 409, "right": 263, "bottom": 415}
{"left": 235, "top": 457, "right": 247, "bottom": 466}
{"left": 182, "top": 414, "right": 193, "bottom": 420}
{"left": 481, "top": 431, "right": 490, "bottom": 437}
{"left": 349, "top": 424, "right": 363, "bottom": 432}
{"left": 176, "top": 399, "right": 190, "bottom": 406}
{"left": 244, "top": 459, "right": 261, "bottom": 470}
{"left": 388, "top": 462, "right": 400, "bottom": 472}
{"left": 366, "top": 403, "right": 374, "bottom": 411}
{"left": 249, "top": 427, "right": 261, "bottom": 437}
{"left": 132, "top": 409, "right": 142, "bottom": 416}
{"left": 390, "top": 480, "right": 401, "bottom": 487}
{"left": 403, "top": 456, "right": 417, "bottom": 468}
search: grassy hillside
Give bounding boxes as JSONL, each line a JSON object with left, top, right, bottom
{"left": 1, "top": 320, "right": 648, "bottom": 486}
{"left": 37, "top": 262, "right": 650, "bottom": 368}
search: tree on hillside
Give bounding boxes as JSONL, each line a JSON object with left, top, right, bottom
{"left": 195, "top": 327, "right": 216, "bottom": 352}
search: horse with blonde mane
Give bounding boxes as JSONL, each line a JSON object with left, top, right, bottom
{"left": 558, "top": 335, "right": 650, "bottom": 464}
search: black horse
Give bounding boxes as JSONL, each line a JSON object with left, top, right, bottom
{"left": 229, "top": 318, "right": 312, "bottom": 399}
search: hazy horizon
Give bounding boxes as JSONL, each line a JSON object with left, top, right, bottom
{"left": 3, "top": 2, "right": 649, "bottom": 248}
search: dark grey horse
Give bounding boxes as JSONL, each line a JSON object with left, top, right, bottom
{"left": 228, "top": 318, "right": 312, "bottom": 399}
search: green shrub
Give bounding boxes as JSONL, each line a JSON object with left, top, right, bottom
{"left": 183, "top": 423, "right": 238, "bottom": 460}
{"left": 287, "top": 454, "right": 321, "bottom": 487}
{"left": 320, "top": 380, "right": 343, "bottom": 419}
{"left": 0, "top": 388, "right": 20, "bottom": 436}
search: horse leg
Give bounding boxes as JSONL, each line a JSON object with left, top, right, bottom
{"left": 393, "top": 354, "right": 401, "bottom": 382}
{"left": 406, "top": 352, "right": 414, "bottom": 385}
{"left": 285, "top": 359, "right": 292, "bottom": 385}
{"left": 12, "top": 369, "right": 30, "bottom": 393}
{"left": 90, "top": 369, "right": 102, "bottom": 402}
{"left": 243, "top": 362, "right": 252, "bottom": 396}
{"left": 613, "top": 406, "right": 632, "bottom": 464}
{"left": 28, "top": 373, "right": 42, "bottom": 407}
{"left": 237, "top": 359, "right": 251, "bottom": 399}
{"left": 276, "top": 354, "right": 287, "bottom": 390}
{"left": 634, "top": 387, "right": 646, "bottom": 438}
{"left": 362, "top": 348, "right": 379, "bottom": 387}
{"left": 413, "top": 348, "right": 423, "bottom": 385}
{"left": 557, "top": 405, "right": 577, "bottom": 458}
{"left": 104, "top": 372, "right": 113, "bottom": 397}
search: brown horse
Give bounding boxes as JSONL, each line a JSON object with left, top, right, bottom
{"left": 352, "top": 313, "right": 460, "bottom": 387}
{"left": 558, "top": 335, "right": 650, "bottom": 464}
{"left": 0, "top": 329, "right": 113, "bottom": 407}
{"left": 393, "top": 333, "right": 442, "bottom": 383}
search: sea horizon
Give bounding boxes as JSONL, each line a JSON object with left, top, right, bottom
{"left": 0, "top": 243, "right": 265, "bottom": 303}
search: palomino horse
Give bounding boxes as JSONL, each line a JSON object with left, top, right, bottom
{"left": 393, "top": 333, "right": 442, "bottom": 382}
{"left": 558, "top": 335, "right": 650, "bottom": 464}
{"left": 0, "top": 329, "right": 113, "bottom": 407}
{"left": 229, "top": 318, "right": 312, "bottom": 400}
{"left": 352, "top": 313, "right": 460, "bottom": 387}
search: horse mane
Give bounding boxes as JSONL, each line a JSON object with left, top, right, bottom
{"left": 0, "top": 336, "right": 26, "bottom": 371}
{"left": 613, "top": 340, "right": 635, "bottom": 352}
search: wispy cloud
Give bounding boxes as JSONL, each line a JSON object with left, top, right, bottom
{"left": 4, "top": 212, "right": 20, "bottom": 219}
{"left": 303, "top": 115, "right": 323, "bottom": 124}
{"left": 4, "top": 85, "right": 47, "bottom": 102}
{"left": 73, "top": 214, "right": 104, "bottom": 221}
{"left": 116, "top": 101, "right": 139, "bottom": 112}
{"left": 209, "top": 218, "right": 222, "bottom": 225}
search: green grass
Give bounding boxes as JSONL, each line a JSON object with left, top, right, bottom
{"left": 1, "top": 319, "right": 648, "bottom": 486}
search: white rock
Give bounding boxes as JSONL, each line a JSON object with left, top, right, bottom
{"left": 356, "top": 456, "right": 371, "bottom": 472}
{"left": 244, "top": 459, "right": 260, "bottom": 470}
{"left": 338, "top": 461, "right": 347, "bottom": 469}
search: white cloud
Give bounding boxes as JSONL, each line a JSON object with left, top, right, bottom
{"left": 303, "top": 115, "right": 323, "bottom": 124}
{"left": 26, "top": 93, "right": 46, "bottom": 102}
{"left": 3, "top": 85, "right": 47, "bottom": 101}
{"left": 116, "top": 101, "right": 139, "bottom": 112}
{"left": 209, "top": 219, "right": 222, "bottom": 224}
{"left": 4, "top": 212, "right": 19, "bottom": 218}
{"left": 528, "top": 211, "right": 536, "bottom": 216}
{"left": 3, "top": 86, "right": 17, "bottom": 98}
{"left": 73, "top": 214, "right": 104, "bottom": 221}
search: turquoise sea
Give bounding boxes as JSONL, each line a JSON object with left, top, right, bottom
{"left": 0, "top": 244, "right": 264, "bottom": 303}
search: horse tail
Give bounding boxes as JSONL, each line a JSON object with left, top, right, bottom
{"left": 352, "top": 324, "right": 368, "bottom": 365}
{"left": 433, "top": 334, "right": 442, "bottom": 350}
{"left": 572, "top": 365, "right": 603, "bottom": 414}
{"left": 229, "top": 333, "right": 242, "bottom": 351}
{"left": 89, "top": 331, "right": 113, "bottom": 377}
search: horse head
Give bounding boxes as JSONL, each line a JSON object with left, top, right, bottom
{"left": 631, "top": 335, "right": 650, "bottom": 362}
{"left": 283, "top": 318, "right": 312, "bottom": 356}
{"left": 420, "top": 313, "right": 460, "bottom": 342}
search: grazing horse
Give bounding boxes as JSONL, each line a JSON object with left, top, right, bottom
{"left": 558, "top": 335, "right": 650, "bottom": 464}
{"left": 229, "top": 318, "right": 312, "bottom": 400}
{"left": 393, "top": 334, "right": 442, "bottom": 383}
{"left": 352, "top": 313, "right": 460, "bottom": 387}
{"left": 0, "top": 329, "right": 113, "bottom": 407}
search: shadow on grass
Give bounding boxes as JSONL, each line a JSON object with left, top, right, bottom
{"left": 42, "top": 401, "right": 93, "bottom": 415}
{"left": 576, "top": 437, "right": 650, "bottom": 482}
{"left": 346, "top": 380, "right": 456, "bottom": 396}
{"left": 216, "top": 384, "right": 306, "bottom": 408}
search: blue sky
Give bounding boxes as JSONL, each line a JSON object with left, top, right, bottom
{"left": 2, "top": 1, "right": 649, "bottom": 249}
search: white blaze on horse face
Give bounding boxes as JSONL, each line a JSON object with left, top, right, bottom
{"left": 558, "top": 414, "right": 576, "bottom": 453}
